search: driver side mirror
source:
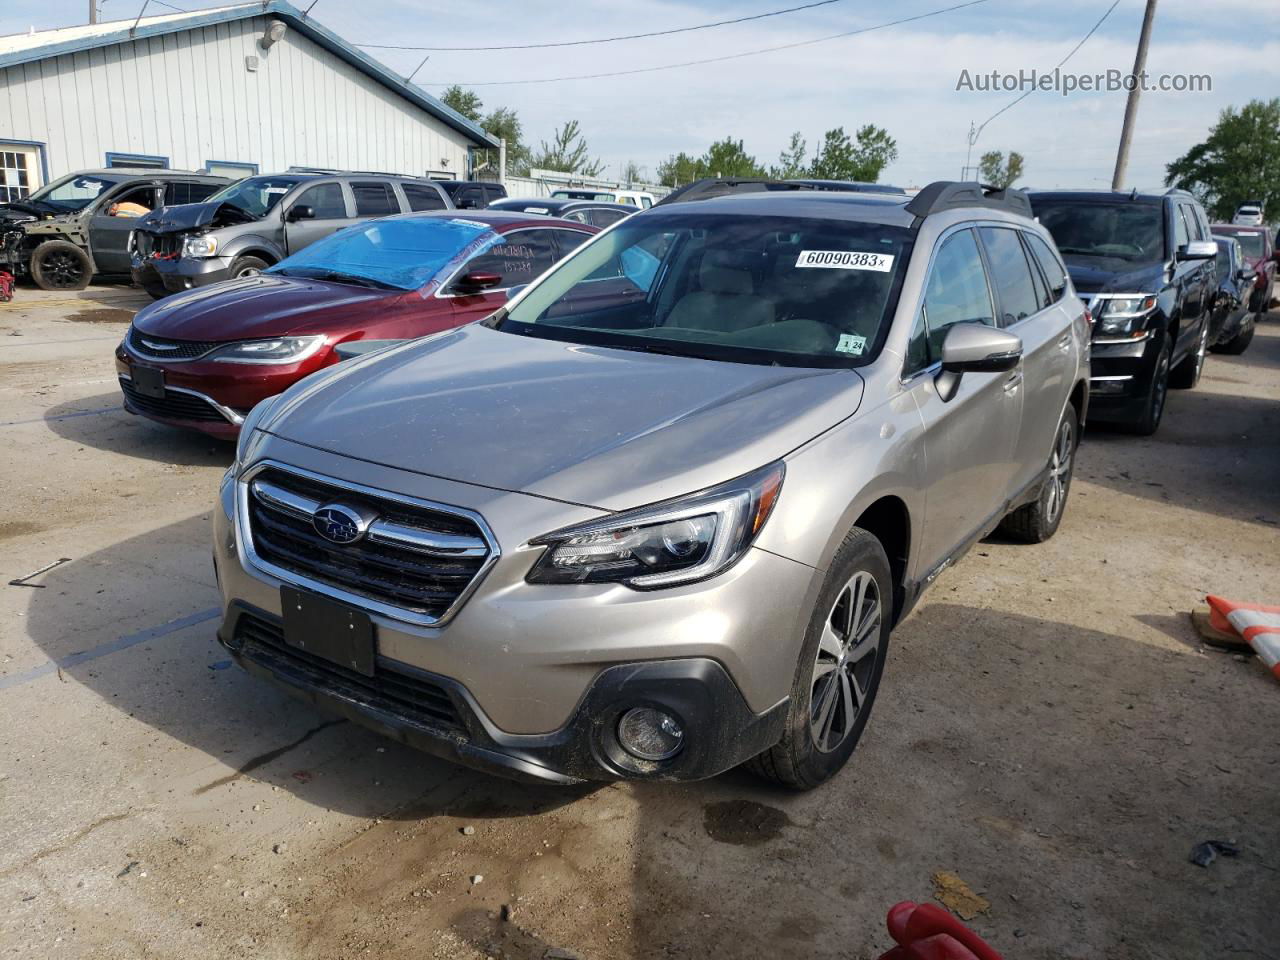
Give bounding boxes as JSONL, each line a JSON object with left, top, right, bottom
{"left": 453, "top": 271, "right": 503, "bottom": 293}
{"left": 1237, "top": 267, "right": 1257, "bottom": 283}
{"left": 286, "top": 204, "right": 315, "bottom": 223}
{"left": 1176, "top": 240, "right": 1217, "bottom": 261}
{"left": 935, "top": 324, "right": 1023, "bottom": 403}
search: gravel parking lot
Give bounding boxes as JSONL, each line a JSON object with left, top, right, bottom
{"left": 2, "top": 286, "right": 1277, "bottom": 960}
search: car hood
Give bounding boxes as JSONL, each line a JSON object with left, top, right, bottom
{"left": 262, "top": 324, "right": 865, "bottom": 510}
{"left": 1063, "top": 257, "right": 1166, "bottom": 296}
{"left": 136, "top": 200, "right": 258, "bottom": 234}
{"left": 132, "top": 273, "right": 401, "bottom": 340}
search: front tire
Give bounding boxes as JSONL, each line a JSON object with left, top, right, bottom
{"left": 1170, "top": 321, "right": 1209, "bottom": 389}
{"left": 228, "top": 255, "right": 268, "bottom": 279}
{"left": 1000, "top": 402, "right": 1077, "bottom": 543}
{"left": 746, "top": 529, "right": 892, "bottom": 790}
{"left": 1123, "top": 337, "right": 1171, "bottom": 436}
{"left": 30, "top": 240, "right": 92, "bottom": 290}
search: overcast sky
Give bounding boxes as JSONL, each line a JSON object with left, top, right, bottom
{"left": 4, "top": 0, "right": 1278, "bottom": 188}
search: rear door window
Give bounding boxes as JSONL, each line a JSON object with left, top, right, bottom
{"left": 549, "top": 229, "right": 592, "bottom": 258}
{"left": 978, "top": 226, "right": 1041, "bottom": 324}
{"left": 402, "top": 183, "right": 447, "bottom": 212}
{"left": 590, "top": 208, "right": 628, "bottom": 227}
{"left": 294, "top": 182, "right": 347, "bottom": 219}
{"left": 351, "top": 181, "right": 399, "bottom": 217}
{"left": 455, "top": 229, "right": 559, "bottom": 290}
{"left": 1025, "top": 233, "right": 1068, "bottom": 301}
{"left": 166, "top": 181, "right": 221, "bottom": 205}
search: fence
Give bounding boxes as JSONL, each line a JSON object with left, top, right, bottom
{"left": 500, "top": 169, "right": 671, "bottom": 200}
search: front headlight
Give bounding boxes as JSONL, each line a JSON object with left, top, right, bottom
{"left": 1094, "top": 295, "right": 1157, "bottom": 337}
{"left": 208, "top": 336, "right": 326, "bottom": 365}
{"left": 527, "top": 462, "right": 785, "bottom": 589}
{"left": 233, "top": 394, "right": 280, "bottom": 468}
{"left": 182, "top": 235, "right": 218, "bottom": 258}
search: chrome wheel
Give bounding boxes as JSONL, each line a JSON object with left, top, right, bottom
{"left": 810, "top": 571, "right": 881, "bottom": 753}
{"left": 1044, "top": 416, "right": 1074, "bottom": 526}
{"left": 234, "top": 265, "right": 261, "bottom": 278}
{"left": 1194, "top": 323, "right": 1209, "bottom": 381}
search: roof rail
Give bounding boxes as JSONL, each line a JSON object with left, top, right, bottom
{"left": 284, "top": 166, "right": 422, "bottom": 179}
{"left": 904, "top": 181, "right": 1033, "bottom": 221}
{"left": 654, "top": 177, "right": 818, "bottom": 207}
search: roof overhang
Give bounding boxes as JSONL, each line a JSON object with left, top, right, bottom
{"left": 0, "top": 1, "right": 498, "bottom": 148}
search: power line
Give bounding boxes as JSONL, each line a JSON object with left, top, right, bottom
{"left": 972, "top": 0, "right": 1122, "bottom": 140}
{"left": 357, "top": 0, "right": 854, "bottom": 52}
{"left": 423, "top": 0, "right": 992, "bottom": 87}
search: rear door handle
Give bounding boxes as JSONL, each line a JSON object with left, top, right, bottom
{"left": 1057, "top": 333, "right": 1072, "bottom": 351}
{"left": 1003, "top": 371, "right": 1023, "bottom": 395}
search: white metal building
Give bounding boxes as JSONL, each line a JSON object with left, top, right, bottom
{"left": 0, "top": 1, "right": 498, "bottom": 200}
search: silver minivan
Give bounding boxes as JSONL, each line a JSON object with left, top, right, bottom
{"left": 213, "top": 182, "right": 1090, "bottom": 789}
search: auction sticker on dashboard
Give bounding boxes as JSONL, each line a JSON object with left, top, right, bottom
{"left": 795, "top": 250, "right": 894, "bottom": 272}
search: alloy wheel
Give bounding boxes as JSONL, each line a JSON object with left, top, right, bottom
{"left": 235, "top": 266, "right": 261, "bottom": 278}
{"left": 810, "top": 571, "right": 882, "bottom": 753}
{"left": 45, "top": 251, "right": 85, "bottom": 288}
{"left": 1044, "top": 416, "right": 1075, "bottom": 526}
{"left": 1194, "top": 324, "right": 1209, "bottom": 381}
{"left": 1152, "top": 349, "right": 1169, "bottom": 424}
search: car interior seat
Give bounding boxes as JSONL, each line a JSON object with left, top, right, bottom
{"left": 665, "top": 250, "right": 774, "bottom": 332}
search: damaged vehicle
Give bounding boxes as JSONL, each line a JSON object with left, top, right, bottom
{"left": 0, "top": 169, "right": 228, "bottom": 290}
{"left": 215, "top": 182, "right": 1090, "bottom": 789}
{"left": 130, "top": 171, "right": 457, "bottom": 298}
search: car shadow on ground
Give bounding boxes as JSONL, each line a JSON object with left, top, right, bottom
{"left": 1079, "top": 325, "right": 1280, "bottom": 528}
{"left": 43, "top": 392, "right": 236, "bottom": 467}
{"left": 20, "top": 512, "right": 586, "bottom": 823}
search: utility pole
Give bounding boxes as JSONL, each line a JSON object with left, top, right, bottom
{"left": 89, "top": 0, "right": 97, "bottom": 23}
{"left": 1111, "top": 0, "right": 1158, "bottom": 190}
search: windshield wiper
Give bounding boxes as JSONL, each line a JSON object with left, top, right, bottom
{"left": 286, "top": 269, "right": 400, "bottom": 290}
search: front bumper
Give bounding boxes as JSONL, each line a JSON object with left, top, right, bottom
{"left": 217, "top": 602, "right": 787, "bottom": 784}
{"left": 114, "top": 344, "right": 331, "bottom": 438}
{"left": 132, "top": 253, "right": 233, "bottom": 293}
{"left": 1084, "top": 330, "right": 1161, "bottom": 423}
{"left": 212, "top": 441, "right": 815, "bottom": 781}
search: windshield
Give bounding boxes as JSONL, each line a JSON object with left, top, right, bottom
{"left": 1219, "top": 229, "right": 1266, "bottom": 259}
{"left": 28, "top": 174, "right": 120, "bottom": 212}
{"left": 497, "top": 212, "right": 913, "bottom": 367}
{"left": 268, "top": 216, "right": 503, "bottom": 291}
{"left": 1031, "top": 200, "right": 1166, "bottom": 263}
{"left": 204, "top": 176, "right": 302, "bottom": 217}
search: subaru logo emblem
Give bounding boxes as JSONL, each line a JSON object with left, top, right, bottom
{"left": 313, "top": 504, "right": 367, "bottom": 545}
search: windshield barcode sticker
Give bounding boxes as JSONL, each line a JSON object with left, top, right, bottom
{"left": 795, "top": 250, "right": 894, "bottom": 272}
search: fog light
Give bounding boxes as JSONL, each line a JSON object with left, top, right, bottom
{"left": 617, "top": 707, "right": 684, "bottom": 761}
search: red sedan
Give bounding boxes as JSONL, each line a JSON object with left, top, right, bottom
{"left": 115, "top": 211, "right": 597, "bottom": 438}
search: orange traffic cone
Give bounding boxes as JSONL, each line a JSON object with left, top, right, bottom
{"left": 1206, "top": 596, "right": 1280, "bottom": 682}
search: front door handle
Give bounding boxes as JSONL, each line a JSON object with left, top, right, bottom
{"left": 1057, "top": 333, "right": 1072, "bottom": 351}
{"left": 1003, "top": 371, "right": 1023, "bottom": 396}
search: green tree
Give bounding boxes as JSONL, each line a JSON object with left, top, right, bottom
{"left": 978, "top": 150, "right": 1026, "bottom": 188}
{"left": 482, "top": 106, "right": 530, "bottom": 176}
{"left": 657, "top": 151, "right": 705, "bottom": 187}
{"left": 807, "top": 125, "right": 898, "bottom": 182}
{"left": 770, "top": 132, "right": 808, "bottom": 179}
{"left": 700, "top": 137, "right": 766, "bottom": 179}
{"left": 1165, "top": 98, "right": 1280, "bottom": 221}
{"left": 440, "top": 85, "right": 483, "bottom": 123}
{"left": 621, "top": 160, "right": 647, "bottom": 186}
{"left": 531, "top": 120, "right": 604, "bottom": 177}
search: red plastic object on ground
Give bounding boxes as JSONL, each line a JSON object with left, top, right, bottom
{"left": 878, "top": 902, "right": 1004, "bottom": 960}
{"left": 0, "top": 270, "right": 14, "bottom": 303}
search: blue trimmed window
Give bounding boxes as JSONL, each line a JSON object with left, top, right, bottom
{"left": 105, "top": 151, "right": 169, "bottom": 169}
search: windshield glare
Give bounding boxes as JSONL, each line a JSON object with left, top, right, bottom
{"left": 1032, "top": 201, "right": 1166, "bottom": 263}
{"left": 205, "top": 176, "right": 302, "bottom": 217}
{"left": 268, "top": 216, "right": 501, "bottom": 291}
{"left": 29, "top": 175, "right": 119, "bottom": 212}
{"left": 499, "top": 213, "right": 913, "bottom": 367}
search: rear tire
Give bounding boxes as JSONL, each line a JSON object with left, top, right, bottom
{"left": 745, "top": 529, "right": 892, "bottom": 791}
{"left": 30, "top": 240, "right": 91, "bottom": 291}
{"left": 1000, "top": 402, "right": 1077, "bottom": 543}
{"left": 1122, "top": 337, "right": 1171, "bottom": 436}
{"left": 228, "top": 255, "right": 268, "bottom": 279}
{"left": 1170, "top": 321, "right": 1209, "bottom": 389}
{"left": 1210, "top": 315, "right": 1256, "bottom": 356}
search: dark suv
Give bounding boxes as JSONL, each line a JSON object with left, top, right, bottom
{"left": 433, "top": 180, "right": 508, "bottom": 210}
{"left": 1029, "top": 189, "right": 1218, "bottom": 435}
{"left": 0, "top": 168, "right": 229, "bottom": 290}
{"left": 130, "top": 171, "right": 459, "bottom": 298}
